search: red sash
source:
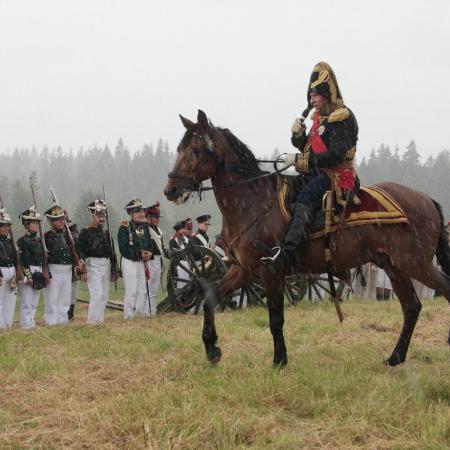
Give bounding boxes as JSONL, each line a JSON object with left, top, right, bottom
{"left": 308, "top": 115, "right": 355, "bottom": 191}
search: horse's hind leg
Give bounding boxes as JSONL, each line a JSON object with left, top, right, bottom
{"left": 413, "top": 263, "right": 450, "bottom": 303}
{"left": 411, "top": 263, "right": 450, "bottom": 345}
{"left": 384, "top": 265, "right": 422, "bottom": 366}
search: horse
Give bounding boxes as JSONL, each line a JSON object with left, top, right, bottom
{"left": 164, "top": 109, "right": 450, "bottom": 367}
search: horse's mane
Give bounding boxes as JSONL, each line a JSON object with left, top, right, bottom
{"left": 178, "top": 123, "right": 263, "bottom": 175}
{"left": 216, "top": 127, "right": 262, "bottom": 175}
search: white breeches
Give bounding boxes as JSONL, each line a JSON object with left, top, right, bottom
{"left": 145, "top": 255, "right": 161, "bottom": 316}
{"left": 44, "top": 264, "right": 72, "bottom": 326}
{"left": 0, "top": 267, "right": 17, "bottom": 329}
{"left": 376, "top": 268, "right": 392, "bottom": 290}
{"left": 86, "top": 257, "right": 111, "bottom": 324}
{"left": 121, "top": 257, "right": 147, "bottom": 319}
{"left": 18, "top": 265, "right": 42, "bottom": 329}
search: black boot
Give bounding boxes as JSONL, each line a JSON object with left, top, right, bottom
{"left": 68, "top": 304, "right": 75, "bottom": 321}
{"left": 261, "top": 203, "right": 314, "bottom": 269}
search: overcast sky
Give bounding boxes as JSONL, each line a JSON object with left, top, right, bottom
{"left": 0, "top": 0, "right": 449, "bottom": 161}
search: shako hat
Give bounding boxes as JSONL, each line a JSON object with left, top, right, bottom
{"left": 124, "top": 198, "right": 143, "bottom": 215}
{"left": 45, "top": 204, "right": 65, "bottom": 220}
{"left": 144, "top": 201, "right": 161, "bottom": 218}
{"left": 0, "top": 208, "right": 12, "bottom": 225}
{"left": 88, "top": 199, "right": 107, "bottom": 216}
{"left": 196, "top": 214, "right": 211, "bottom": 224}
{"left": 19, "top": 205, "right": 42, "bottom": 225}
{"left": 173, "top": 220, "right": 187, "bottom": 232}
{"left": 307, "top": 61, "right": 344, "bottom": 109}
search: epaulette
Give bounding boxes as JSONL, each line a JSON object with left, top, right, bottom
{"left": 121, "top": 220, "right": 129, "bottom": 228}
{"left": 328, "top": 107, "right": 350, "bottom": 123}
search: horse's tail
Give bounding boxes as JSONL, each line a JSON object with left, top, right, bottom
{"left": 433, "top": 200, "right": 450, "bottom": 276}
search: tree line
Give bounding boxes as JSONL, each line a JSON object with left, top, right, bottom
{"left": 0, "top": 137, "right": 448, "bottom": 239}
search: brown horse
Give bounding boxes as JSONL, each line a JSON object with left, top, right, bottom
{"left": 164, "top": 110, "right": 450, "bottom": 367}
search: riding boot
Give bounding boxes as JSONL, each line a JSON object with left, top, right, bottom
{"left": 261, "top": 203, "right": 315, "bottom": 270}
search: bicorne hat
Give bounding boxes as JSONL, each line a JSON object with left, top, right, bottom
{"left": 307, "top": 61, "right": 344, "bottom": 109}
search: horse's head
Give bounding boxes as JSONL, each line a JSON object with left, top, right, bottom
{"left": 164, "top": 110, "right": 219, "bottom": 204}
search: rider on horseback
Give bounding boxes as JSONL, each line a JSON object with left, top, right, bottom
{"left": 261, "top": 61, "right": 359, "bottom": 268}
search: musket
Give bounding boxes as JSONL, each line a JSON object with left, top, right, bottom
{"left": 0, "top": 193, "right": 24, "bottom": 284}
{"left": 29, "top": 177, "right": 51, "bottom": 287}
{"left": 48, "top": 185, "right": 83, "bottom": 277}
{"left": 102, "top": 185, "right": 119, "bottom": 290}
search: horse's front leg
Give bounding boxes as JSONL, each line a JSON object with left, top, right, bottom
{"left": 261, "top": 272, "right": 287, "bottom": 366}
{"left": 201, "top": 264, "right": 250, "bottom": 364}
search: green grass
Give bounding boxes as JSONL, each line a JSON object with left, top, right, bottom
{"left": 1, "top": 298, "right": 450, "bottom": 449}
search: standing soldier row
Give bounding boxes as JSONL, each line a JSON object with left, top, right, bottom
{"left": 1, "top": 189, "right": 215, "bottom": 329}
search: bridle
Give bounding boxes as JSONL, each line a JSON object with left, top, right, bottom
{"left": 167, "top": 129, "right": 290, "bottom": 194}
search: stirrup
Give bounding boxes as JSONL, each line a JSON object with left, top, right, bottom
{"left": 260, "top": 247, "right": 282, "bottom": 264}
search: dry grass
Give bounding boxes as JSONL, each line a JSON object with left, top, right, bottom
{"left": 1, "top": 298, "right": 450, "bottom": 449}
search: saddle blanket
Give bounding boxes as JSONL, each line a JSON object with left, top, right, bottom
{"left": 277, "top": 180, "right": 409, "bottom": 240}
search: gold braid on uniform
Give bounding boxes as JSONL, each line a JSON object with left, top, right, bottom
{"left": 295, "top": 152, "right": 309, "bottom": 174}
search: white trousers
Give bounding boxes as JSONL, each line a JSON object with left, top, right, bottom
{"left": 145, "top": 255, "right": 161, "bottom": 316}
{"left": 18, "top": 265, "right": 42, "bottom": 329}
{"left": 0, "top": 266, "right": 17, "bottom": 329}
{"left": 86, "top": 257, "right": 110, "bottom": 324}
{"left": 44, "top": 264, "right": 72, "bottom": 326}
{"left": 376, "top": 268, "right": 392, "bottom": 290}
{"left": 121, "top": 257, "right": 147, "bottom": 319}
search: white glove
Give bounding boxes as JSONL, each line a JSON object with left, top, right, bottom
{"left": 291, "top": 118, "right": 306, "bottom": 134}
{"left": 278, "top": 153, "right": 297, "bottom": 169}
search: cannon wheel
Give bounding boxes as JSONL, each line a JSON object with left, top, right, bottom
{"left": 158, "top": 246, "right": 232, "bottom": 314}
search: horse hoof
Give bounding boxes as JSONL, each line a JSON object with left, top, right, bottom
{"left": 207, "top": 346, "right": 222, "bottom": 365}
{"left": 273, "top": 357, "right": 288, "bottom": 368}
{"left": 384, "top": 355, "right": 402, "bottom": 367}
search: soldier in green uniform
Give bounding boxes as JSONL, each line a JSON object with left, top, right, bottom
{"left": 78, "top": 199, "right": 113, "bottom": 324}
{"left": 44, "top": 205, "right": 74, "bottom": 325}
{"left": 118, "top": 198, "right": 156, "bottom": 319}
{"left": 0, "top": 207, "right": 18, "bottom": 329}
{"left": 17, "top": 206, "right": 45, "bottom": 329}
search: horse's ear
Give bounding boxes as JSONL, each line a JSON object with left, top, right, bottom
{"left": 197, "top": 109, "right": 209, "bottom": 133}
{"left": 179, "top": 114, "right": 194, "bottom": 130}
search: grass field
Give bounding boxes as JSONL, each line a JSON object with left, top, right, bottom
{"left": 1, "top": 297, "right": 450, "bottom": 449}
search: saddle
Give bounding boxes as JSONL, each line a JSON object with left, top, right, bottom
{"left": 277, "top": 175, "right": 409, "bottom": 239}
